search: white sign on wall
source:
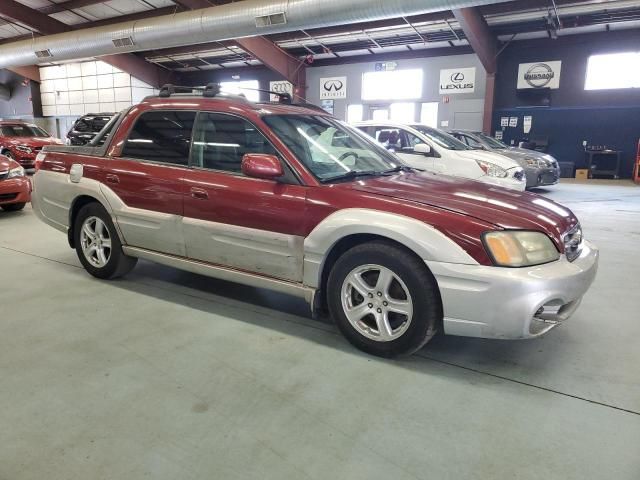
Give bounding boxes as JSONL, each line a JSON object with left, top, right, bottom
{"left": 320, "top": 76, "right": 347, "bottom": 99}
{"left": 439, "top": 67, "right": 476, "bottom": 94}
{"left": 517, "top": 61, "right": 562, "bottom": 89}
{"left": 269, "top": 80, "right": 293, "bottom": 102}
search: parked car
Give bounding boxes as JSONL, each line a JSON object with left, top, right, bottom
{"left": 353, "top": 121, "right": 526, "bottom": 191}
{"left": 31, "top": 89, "right": 598, "bottom": 357}
{"left": 449, "top": 129, "right": 560, "bottom": 189}
{"left": 0, "top": 121, "right": 63, "bottom": 172}
{"left": 66, "top": 113, "right": 116, "bottom": 146}
{"left": 0, "top": 154, "right": 30, "bottom": 211}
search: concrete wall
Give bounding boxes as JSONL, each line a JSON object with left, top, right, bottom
{"left": 305, "top": 53, "right": 487, "bottom": 128}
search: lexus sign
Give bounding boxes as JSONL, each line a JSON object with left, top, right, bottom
{"left": 517, "top": 61, "right": 561, "bottom": 89}
{"left": 320, "top": 76, "right": 347, "bottom": 99}
{"left": 439, "top": 67, "right": 476, "bottom": 94}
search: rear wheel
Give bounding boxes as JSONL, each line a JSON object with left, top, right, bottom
{"left": 74, "top": 202, "right": 137, "bottom": 279}
{"left": 1, "top": 202, "right": 26, "bottom": 212}
{"left": 327, "top": 240, "right": 441, "bottom": 357}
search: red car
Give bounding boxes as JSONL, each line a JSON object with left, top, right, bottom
{"left": 0, "top": 121, "right": 63, "bottom": 172}
{"left": 0, "top": 154, "right": 31, "bottom": 211}
{"left": 31, "top": 87, "right": 598, "bottom": 357}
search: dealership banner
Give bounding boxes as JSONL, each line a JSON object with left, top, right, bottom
{"left": 517, "top": 61, "right": 562, "bottom": 89}
{"left": 269, "top": 80, "right": 293, "bottom": 102}
{"left": 320, "top": 76, "right": 347, "bottom": 99}
{"left": 439, "top": 67, "right": 476, "bottom": 94}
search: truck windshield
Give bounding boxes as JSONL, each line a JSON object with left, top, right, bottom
{"left": 410, "top": 125, "right": 469, "bottom": 151}
{"left": 262, "top": 115, "right": 402, "bottom": 182}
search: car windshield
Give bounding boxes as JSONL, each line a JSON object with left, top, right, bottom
{"left": 262, "top": 115, "right": 402, "bottom": 182}
{"left": 475, "top": 132, "right": 508, "bottom": 149}
{"left": 1, "top": 124, "right": 49, "bottom": 137}
{"left": 410, "top": 125, "right": 469, "bottom": 151}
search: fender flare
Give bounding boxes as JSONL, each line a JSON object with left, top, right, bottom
{"left": 303, "top": 208, "right": 478, "bottom": 288}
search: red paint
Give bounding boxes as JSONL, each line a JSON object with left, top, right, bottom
{"left": 0, "top": 120, "right": 63, "bottom": 169}
{"left": 0, "top": 156, "right": 31, "bottom": 206}
{"left": 39, "top": 96, "right": 581, "bottom": 266}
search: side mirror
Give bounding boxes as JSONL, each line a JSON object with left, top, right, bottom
{"left": 241, "top": 153, "right": 283, "bottom": 180}
{"left": 414, "top": 143, "right": 432, "bottom": 155}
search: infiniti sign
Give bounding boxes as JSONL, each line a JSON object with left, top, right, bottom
{"left": 319, "top": 76, "right": 347, "bottom": 99}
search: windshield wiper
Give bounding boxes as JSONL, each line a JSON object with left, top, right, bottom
{"left": 321, "top": 170, "right": 380, "bottom": 183}
{"left": 380, "top": 165, "right": 415, "bottom": 175}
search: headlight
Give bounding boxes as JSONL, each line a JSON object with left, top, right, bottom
{"left": 7, "top": 166, "right": 25, "bottom": 179}
{"left": 524, "top": 157, "right": 545, "bottom": 168}
{"left": 476, "top": 160, "right": 507, "bottom": 178}
{"left": 16, "top": 145, "right": 32, "bottom": 153}
{"left": 483, "top": 231, "right": 559, "bottom": 267}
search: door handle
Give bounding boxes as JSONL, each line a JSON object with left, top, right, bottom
{"left": 190, "top": 187, "right": 208, "bottom": 200}
{"left": 105, "top": 174, "right": 120, "bottom": 184}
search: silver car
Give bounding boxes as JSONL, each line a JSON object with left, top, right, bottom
{"left": 449, "top": 130, "right": 560, "bottom": 189}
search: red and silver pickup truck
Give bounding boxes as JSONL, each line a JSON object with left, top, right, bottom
{"left": 31, "top": 86, "right": 598, "bottom": 357}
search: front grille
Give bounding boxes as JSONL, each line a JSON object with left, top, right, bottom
{"left": 563, "top": 224, "right": 583, "bottom": 262}
{"left": 0, "top": 193, "right": 18, "bottom": 201}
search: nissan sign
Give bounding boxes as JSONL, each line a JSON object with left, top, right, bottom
{"left": 320, "top": 76, "right": 347, "bottom": 99}
{"left": 517, "top": 61, "right": 561, "bottom": 89}
{"left": 439, "top": 67, "right": 476, "bottom": 94}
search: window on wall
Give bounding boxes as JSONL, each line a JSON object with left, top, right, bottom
{"left": 420, "top": 102, "right": 439, "bottom": 127}
{"left": 361, "top": 69, "right": 423, "bottom": 100}
{"left": 389, "top": 103, "right": 415, "bottom": 123}
{"left": 585, "top": 52, "right": 640, "bottom": 90}
{"left": 346, "top": 104, "right": 363, "bottom": 123}
{"left": 219, "top": 80, "right": 261, "bottom": 101}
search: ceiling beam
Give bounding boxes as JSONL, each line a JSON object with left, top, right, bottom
{"left": 8, "top": 66, "right": 41, "bottom": 82}
{"left": 235, "top": 36, "right": 306, "bottom": 97}
{"left": 452, "top": 7, "right": 498, "bottom": 73}
{"left": 0, "top": 0, "right": 173, "bottom": 88}
{"left": 452, "top": 7, "right": 499, "bottom": 134}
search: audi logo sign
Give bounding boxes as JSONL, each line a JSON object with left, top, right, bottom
{"left": 439, "top": 67, "right": 476, "bottom": 94}
{"left": 517, "top": 60, "right": 562, "bottom": 89}
{"left": 269, "top": 80, "right": 293, "bottom": 102}
{"left": 319, "top": 76, "right": 347, "bottom": 99}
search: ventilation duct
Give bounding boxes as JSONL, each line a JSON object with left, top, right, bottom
{"left": 0, "top": 0, "right": 511, "bottom": 69}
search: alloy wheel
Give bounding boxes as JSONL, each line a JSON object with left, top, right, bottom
{"left": 341, "top": 264, "right": 413, "bottom": 342}
{"left": 80, "top": 216, "right": 112, "bottom": 268}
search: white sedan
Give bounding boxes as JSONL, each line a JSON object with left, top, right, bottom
{"left": 353, "top": 121, "right": 526, "bottom": 191}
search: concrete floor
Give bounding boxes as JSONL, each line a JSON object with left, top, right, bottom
{"left": 1, "top": 179, "right": 639, "bottom": 480}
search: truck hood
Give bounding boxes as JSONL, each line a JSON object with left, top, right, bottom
{"left": 4, "top": 137, "right": 63, "bottom": 147}
{"left": 343, "top": 171, "right": 577, "bottom": 244}
{"left": 452, "top": 148, "right": 521, "bottom": 169}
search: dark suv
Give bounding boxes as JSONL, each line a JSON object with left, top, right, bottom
{"left": 66, "top": 113, "right": 116, "bottom": 146}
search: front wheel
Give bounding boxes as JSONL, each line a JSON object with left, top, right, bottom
{"left": 74, "top": 202, "right": 137, "bottom": 279}
{"left": 327, "top": 240, "right": 441, "bottom": 357}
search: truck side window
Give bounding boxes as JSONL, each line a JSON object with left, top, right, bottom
{"left": 121, "top": 110, "right": 196, "bottom": 165}
{"left": 190, "top": 112, "right": 277, "bottom": 173}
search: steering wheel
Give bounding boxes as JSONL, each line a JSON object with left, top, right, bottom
{"left": 338, "top": 151, "right": 359, "bottom": 163}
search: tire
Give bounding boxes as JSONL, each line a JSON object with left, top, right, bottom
{"left": 74, "top": 202, "right": 137, "bottom": 279}
{"left": 1, "top": 202, "right": 26, "bottom": 212}
{"left": 327, "top": 240, "right": 441, "bottom": 358}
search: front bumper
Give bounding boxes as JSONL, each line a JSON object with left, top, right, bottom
{"left": 426, "top": 240, "right": 599, "bottom": 339}
{"left": 479, "top": 174, "right": 526, "bottom": 191}
{"left": 10, "top": 150, "right": 37, "bottom": 170}
{"left": 0, "top": 177, "right": 31, "bottom": 205}
{"left": 525, "top": 167, "right": 560, "bottom": 188}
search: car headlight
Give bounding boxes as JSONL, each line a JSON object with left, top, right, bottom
{"left": 7, "top": 166, "right": 25, "bottom": 179}
{"left": 15, "top": 145, "right": 32, "bottom": 153}
{"left": 476, "top": 160, "right": 508, "bottom": 178}
{"left": 483, "top": 231, "right": 559, "bottom": 267}
{"left": 524, "top": 157, "right": 545, "bottom": 168}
